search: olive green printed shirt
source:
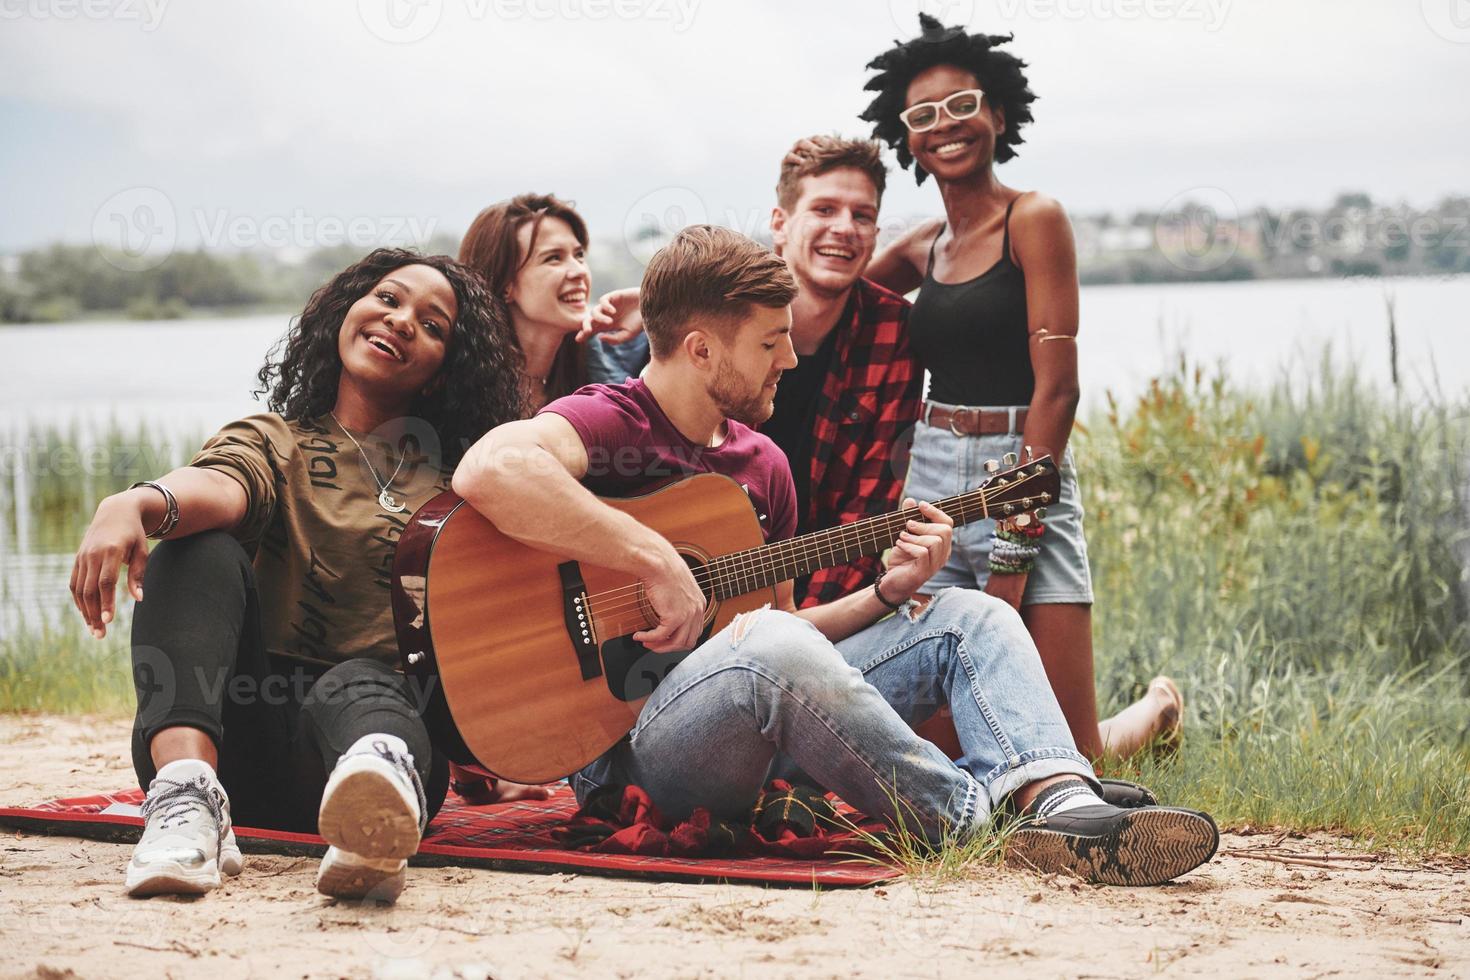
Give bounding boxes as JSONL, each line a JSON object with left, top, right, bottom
{"left": 189, "top": 413, "right": 452, "bottom": 667}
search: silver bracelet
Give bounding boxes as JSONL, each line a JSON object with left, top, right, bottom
{"left": 130, "top": 481, "right": 180, "bottom": 539}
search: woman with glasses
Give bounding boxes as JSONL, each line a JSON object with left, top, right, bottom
{"left": 859, "top": 15, "right": 1182, "bottom": 763}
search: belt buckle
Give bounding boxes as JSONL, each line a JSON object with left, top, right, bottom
{"left": 948, "top": 408, "right": 975, "bottom": 436}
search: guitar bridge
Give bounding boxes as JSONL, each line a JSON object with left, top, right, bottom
{"left": 557, "top": 562, "right": 601, "bottom": 680}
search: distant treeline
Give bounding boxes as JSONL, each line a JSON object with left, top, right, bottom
{"left": 0, "top": 231, "right": 650, "bottom": 325}
{"left": 1076, "top": 192, "right": 1470, "bottom": 286}
{"left": 0, "top": 237, "right": 466, "bottom": 324}
{"left": 3, "top": 192, "right": 1468, "bottom": 323}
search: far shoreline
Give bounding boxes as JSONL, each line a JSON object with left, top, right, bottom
{"left": 4, "top": 271, "right": 1468, "bottom": 330}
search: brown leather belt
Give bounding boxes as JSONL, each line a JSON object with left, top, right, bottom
{"left": 923, "top": 404, "right": 1028, "bottom": 436}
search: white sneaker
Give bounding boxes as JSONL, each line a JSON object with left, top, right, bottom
{"left": 314, "top": 846, "right": 407, "bottom": 902}
{"left": 126, "top": 759, "right": 243, "bottom": 897}
{"left": 315, "top": 734, "right": 425, "bottom": 901}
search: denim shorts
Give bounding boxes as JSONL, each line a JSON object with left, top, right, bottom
{"left": 902, "top": 403, "right": 1095, "bottom": 605}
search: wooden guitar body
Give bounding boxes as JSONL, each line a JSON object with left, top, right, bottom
{"left": 392, "top": 473, "right": 773, "bottom": 785}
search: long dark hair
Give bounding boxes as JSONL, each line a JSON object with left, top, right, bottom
{"left": 254, "top": 247, "right": 526, "bottom": 465}
{"left": 862, "top": 14, "right": 1038, "bottom": 185}
{"left": 459, "top": 192, "right": 588, "bottom": 402}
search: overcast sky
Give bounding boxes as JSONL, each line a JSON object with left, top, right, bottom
{"left": 3, "top": 0, "right": 1468, "bottom": 255}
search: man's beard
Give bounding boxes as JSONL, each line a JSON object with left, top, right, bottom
{"left": 708, "top": 358, "right": 774, "bottom": 427}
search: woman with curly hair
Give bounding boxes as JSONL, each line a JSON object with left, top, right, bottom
{"left": 459, "top": 192, "right": 648, "bottom": 411}
{"left": 69, "top": 248, "right": 525, "bottom": 902}
{"left": 860, "top": 15, "right": 1181, "bottom": 763}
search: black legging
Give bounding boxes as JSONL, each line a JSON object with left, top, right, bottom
{"left": 130, "top": 531, "right": 448, "bottom": 833}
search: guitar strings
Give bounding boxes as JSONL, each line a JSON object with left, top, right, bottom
{"left": 579, "top": 470, "right": 1053, "bottom": 627}
{"left": 581, "top": 469, "right": 1052, "bottom": 624}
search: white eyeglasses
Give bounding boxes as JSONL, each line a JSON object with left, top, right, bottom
{"left": 899, "top": 89, "right": 986, "bottom": 133}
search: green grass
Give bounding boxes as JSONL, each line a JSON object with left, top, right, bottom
{"left": 2, "top": 354, "right": 1468, "bottom": 853}
{"left": 1084, "top": 353, "right": 1470, "bottom": 854}
{"left": 0, "top": 614, "right": 136, "bottom": 715}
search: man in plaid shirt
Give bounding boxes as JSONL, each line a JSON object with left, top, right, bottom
{"left": 588, "top": 136, "right": 921, "bottom": 607}
{"left": 762, "top": 135, "right": 921, "bottom": 607}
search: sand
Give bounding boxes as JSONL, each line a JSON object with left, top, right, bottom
{"left": 1, "top": 715, "right": 1466, "bottom": 979}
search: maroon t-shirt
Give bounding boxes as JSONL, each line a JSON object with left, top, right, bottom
{"left": 540, "top": 379, "right": 798, "bottom": 544}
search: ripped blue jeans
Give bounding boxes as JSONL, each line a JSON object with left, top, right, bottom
{"left": 570, "top": 588, "right": 1094, "bottom": 842}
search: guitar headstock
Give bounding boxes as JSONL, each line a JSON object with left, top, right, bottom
{"left": 978, "top": 454, "right": 1061, "bottom": 519}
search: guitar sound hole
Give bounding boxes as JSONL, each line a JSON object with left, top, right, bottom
{"left": 681, "top": 551, "right": 715, "bottom": 605}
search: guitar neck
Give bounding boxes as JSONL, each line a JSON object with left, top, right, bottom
{"left": 700, "top": 467, "right": 1052, "bottom": 601}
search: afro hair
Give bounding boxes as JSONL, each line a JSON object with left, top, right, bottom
{"left": 861, "top": 13, "right": 1038, "bottom": 185}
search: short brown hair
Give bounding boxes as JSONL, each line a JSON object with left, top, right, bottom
{"left": 640, "top": 226, "right": 797, "bottom": 358}
{"left": 776, "top": 135, "right": 887, "bottom": 212}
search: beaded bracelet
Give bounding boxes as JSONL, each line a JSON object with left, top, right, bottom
{"left": 989, "top": 510, "right": 1046, "bottom": 575}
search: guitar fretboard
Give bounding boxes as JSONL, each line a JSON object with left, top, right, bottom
{"left": 699, "top": 468, "right": 1053, "bottom": 601}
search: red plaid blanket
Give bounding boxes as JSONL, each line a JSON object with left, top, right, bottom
{"left": 0, "top": 783, "right": 897, "bottom": 888}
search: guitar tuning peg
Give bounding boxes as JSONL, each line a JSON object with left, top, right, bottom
{"left": 1035, "top": 507, "right": 1048, "bottom": 520}
{"left": 1002, "top": 452, "right": 1019, "bottom": 467}
{"left": 1023, "top": 445, "right": 1034, "bottom": 462}
{"left": 984, "top": 459, "right": 1001, "bottom": 474}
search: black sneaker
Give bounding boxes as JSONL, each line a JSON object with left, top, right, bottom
{"left": 1007, "top": 803, "right": 1218, "bottom": 886}
{"left": 1097, "top": 778, "right": 1158, "bottom": 808}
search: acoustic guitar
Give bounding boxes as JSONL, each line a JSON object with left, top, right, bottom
{"left": 391, "top": 454, "right": 1060, "bottom": 784}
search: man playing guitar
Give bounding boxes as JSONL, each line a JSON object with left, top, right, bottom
{"left": 451, "top": 225, "right": 1218, "bottom": 885}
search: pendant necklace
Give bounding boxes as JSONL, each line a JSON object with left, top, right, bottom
{"left": 330, "top": 412, "right": 409, "bottom": 513}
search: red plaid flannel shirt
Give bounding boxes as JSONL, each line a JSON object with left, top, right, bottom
{"left": 790, "top": 279, "right": 921, "bottom": 608}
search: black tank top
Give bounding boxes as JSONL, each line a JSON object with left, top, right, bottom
{"left": 908, "top": 196, "right": 1033, "bottom": 406}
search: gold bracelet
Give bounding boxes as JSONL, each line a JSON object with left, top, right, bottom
{"left": 1031, "top": 329, "right": 1077, "bottom": 344}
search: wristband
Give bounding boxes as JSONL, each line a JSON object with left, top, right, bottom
{"left": 872, "top": 570, "right": 906, "bottom": 611}
{"left": 130, "top": 481, "right": 180, "bottom": 539}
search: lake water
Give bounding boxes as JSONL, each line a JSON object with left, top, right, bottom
{"left": 5, "top": 274, "right": 1469, "bottom": 631}
{"left": 8, "top": 274, "right": 1469, "bottom": 437}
